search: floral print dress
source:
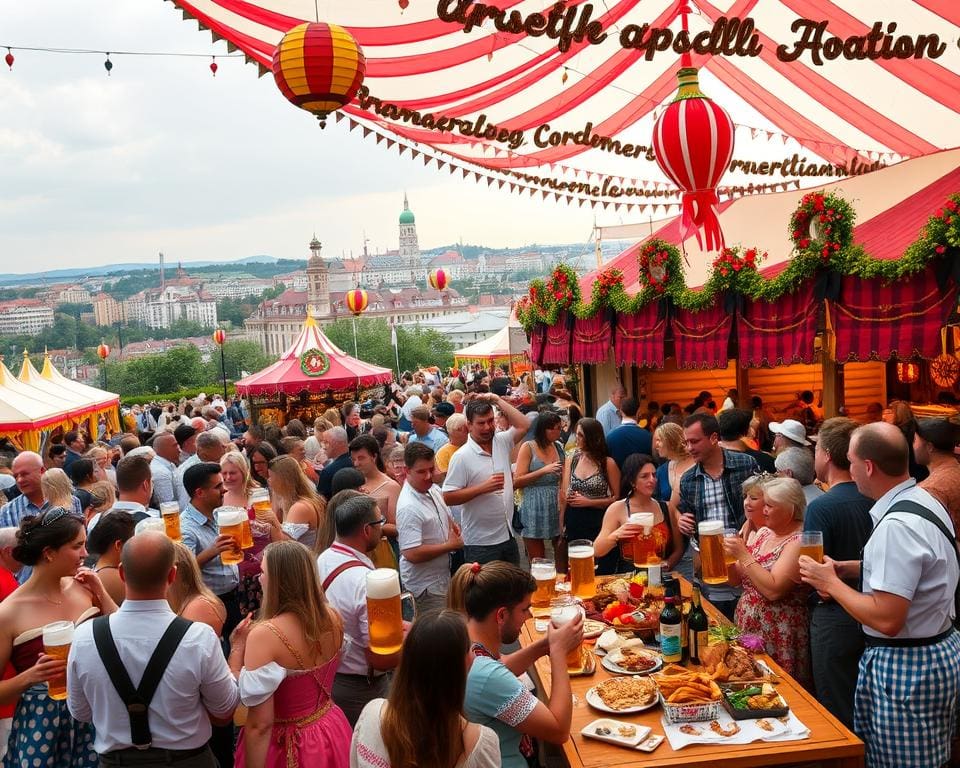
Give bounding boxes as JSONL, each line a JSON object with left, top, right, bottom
{"left": 734, "top": 527, "right": 812, "bottom": 689}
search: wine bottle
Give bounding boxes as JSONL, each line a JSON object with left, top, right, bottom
{"left": 659, "top": 584, "right": 683, "bottom": 663}
{"left": 688, "top": 584, "right": 709, "bottom": 666}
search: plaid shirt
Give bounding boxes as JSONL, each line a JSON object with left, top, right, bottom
{"left": 678, "top": 449, "right": 758, "bottom": 534}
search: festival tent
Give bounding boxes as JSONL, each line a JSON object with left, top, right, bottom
{"left": 454, "top": 310, "right": 532, "bottom": 372}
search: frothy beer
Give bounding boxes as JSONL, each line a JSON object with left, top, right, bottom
{"left": 366, "top": 569, "right": 404, "bottom": 656}
{"left": 159, "top": 502, "right": 181, "bottom": 542}
{"left": 550, "top": 597, "right": 584, "bottom": 672}
{"left": 249, "top": 489, "right": 272, "bottom": 517}
{"left": 699, "top": 520, "right": 728, "bottom": 585}
{"left": 630, "top": 512, "right": 658, "bottom": 567}
{"left": 531, "top": 559, "right": 557, "bottom": 608}
{"left": 216, "top": 507, "right": 246, "bottom": 566}
{"left": 567, "top": 540, "right": 596, "bottom": 599}
{"left": 43, "top": 621, "right": 73, "bottom": 701}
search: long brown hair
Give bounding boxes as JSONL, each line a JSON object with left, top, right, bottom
{"left": 381, "top": 610, "right": 470, "bottom": 768}
{"left": 259, "top": 540, "right": 338, "bottom": 651}
{"left": 268, "top": 455, "right": 324, "bottom": 523}
{"left": 169, "top": 542, "right": 225, "bottom": 621}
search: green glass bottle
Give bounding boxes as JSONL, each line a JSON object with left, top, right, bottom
{"left": 659, "top": 584, "right": 683, "bottom": 663}
{"left": 688, "top": 585, "right": 709, "bottom": 666}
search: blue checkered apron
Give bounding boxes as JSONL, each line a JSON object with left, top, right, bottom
{"left": 854, "top": 630, "right": 960, "bottom": 768}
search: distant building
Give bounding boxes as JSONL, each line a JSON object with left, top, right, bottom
{"left": 93, "top": 294, "right": 128, "bottom": 327}
{"left": 57, "top": 285, "right": 92, "bottom": 305}
{"left": 203, "top": 278, "right": 274, "bottom": 300}
{"left": 272, "top": 271, "right": 308, "bottom": 292}
{"left": 0, "top": 300, "right": 55, "bottom": 335}
{"left": 125, "top": 285, "right": 217, "bottom": 330}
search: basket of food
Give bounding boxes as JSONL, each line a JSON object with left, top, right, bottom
{"left": 721, "top": 683, "right": 789, "bottom": 720}
{"left": 699, "top": 628, "right": 777, "bottom": 684}
{"left": 651, "top": 665, "right": 723, "bottom": 724}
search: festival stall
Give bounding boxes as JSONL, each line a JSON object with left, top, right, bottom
{"left": 454, "top": 310, "right": 532, "bottom": 374}
{"left": 235, "top": 314, "right": 394, "bottom": 425}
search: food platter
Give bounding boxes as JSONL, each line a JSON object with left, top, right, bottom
{"left": 581, "top": 718, "right": 652, "bottom": 747}
{"left": 601, "top": 647, "right": 663, "bottom": 676}
{"left": 586, "top": 676, "right": 660, "bottom": 714}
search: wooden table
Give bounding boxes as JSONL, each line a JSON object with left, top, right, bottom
{"left": 521, "top": 579, "right": 864, "bottom": 768}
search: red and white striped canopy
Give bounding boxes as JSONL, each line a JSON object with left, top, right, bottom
{"left": 235, "top": 315, "right": 394, "bottom": 396}
{"left": 168, "top": 0, "right": 960, "bottom": 214}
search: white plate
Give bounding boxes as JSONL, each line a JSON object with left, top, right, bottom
{"left": 601, "top": 650, "right": 663, "bottom": 676}
{"left": 581, "top": 718, "right": 651, "bottom": 747}
{"left": 586, "top": 684, "right": 660, "bottom": 714}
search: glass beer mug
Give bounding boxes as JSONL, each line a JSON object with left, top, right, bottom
{"left": 43, "top": 621, "right": 74, "bottom": 701}
{"left": 698, "top": 520, "right": 728, "bottom": 585}
{"left": 550, "top": 595, "right": 585, "bottom": 672}
{"left": 366, "top": 569, "right": 416, "bottom": 656}
{"left": 159, "top": 501, "right": 182, "bottom": 542}
{"left": 215, "top": 506, "right": 246, "bottom": 566}
{"left": 567, "top": 540, "right": 596, "bottom": 599}
{"left": 530, "top": 558, "right": 558, "bottom": 608}
{"left": 630, "top": 512, "right": 658, "bottom": 567}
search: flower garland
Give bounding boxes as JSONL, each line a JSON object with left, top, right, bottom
{"left": 517, "top": 191, "right": 960, "bottom": 333}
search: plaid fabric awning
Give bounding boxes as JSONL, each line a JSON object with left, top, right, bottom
{"left": 672, "top": 301, "right": 733, "bottom": 370}
{"left": 542, "top": 313, "right": 572, "bottom": 366}
{"left": 572, "top": 313, "right": 612, "bottom": 365}
{"left": 738, "top": 281, "right": 819, "bottom": 368}
{"left": 833, "top": 267, "right": 958, "bottom": 362}
{"left": 614, "top": 303, "right": 665, "bottom": 369}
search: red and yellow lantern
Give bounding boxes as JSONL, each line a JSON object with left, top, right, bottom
{"left": 213, "top": 328, "right": 226, "bottom": 346}
{"left": 272, "top": 22, "right": 366, "bottom": 128}
{"left": 96, "top": 343, "right": 110, "bottom": 360}
{"left": 428, "top": 268, "right": 448, "bottom": 291}
{"left": 346, "top": 288, "right": 369, "bottom": 316}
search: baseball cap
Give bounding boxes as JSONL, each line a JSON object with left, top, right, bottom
{"left": 432, "top": 402, "right": 455, "bottom": 418}
{"left": 915, "top": 418, "right": 960, "bottom": 452}
{"left": 174, "top": 423, "right": 198, "bottom": 447}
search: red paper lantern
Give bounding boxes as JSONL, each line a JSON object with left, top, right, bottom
{"left": 4, "top": 49, "right": 13, "bottom": 70}
{"left": 96, "top": 343, "right": 110, "bottom": 360}
{"left": 346, "top": 288, "right": 368, "bottom": 316}
{"left": 428, "top": 268, "right": 448, "bottom": 291}
{"left": 212, "top": 328, "right": 226, "bottom": 345}
{"left": 272, "top": 22, "right": 366, "bottom": 128}
{"left": 209, "top": 58, "right": 218, "bottom": 77}
{"left": 652, "top": 66, "right": 735, "bottom": 252}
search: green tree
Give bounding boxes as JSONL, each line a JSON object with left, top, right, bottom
{"left": 322, "top": 318, "right": 453, "bottom": 374}
{"left": 207, "top": 340, "right": 273, "bottom": 382}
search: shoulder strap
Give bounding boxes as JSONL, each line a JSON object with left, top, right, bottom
{"left": 321, "top": 560, "right": 367, "bottom": 592}
{"left": 262, "top": 621, "right": 307, "bottom": 670}
{"left": 93, "top": 615, "right": 193, "bottom": 749}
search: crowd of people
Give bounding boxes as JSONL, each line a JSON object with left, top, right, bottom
{"left": 0, "top": 374, "right": 957, "bottom": 768}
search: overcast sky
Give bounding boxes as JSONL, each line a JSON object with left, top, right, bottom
{"left": 0, "top": 0, "right": 608, "bottom": 273}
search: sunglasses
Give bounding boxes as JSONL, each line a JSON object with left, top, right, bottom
{"left": 366, "top": 516, "right": 387, "bottom": 528}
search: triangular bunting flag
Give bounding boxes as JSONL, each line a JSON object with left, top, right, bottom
{"left": 422, "top": 154, "right": 432, "bottom": 166}
{"left": 362, "top": 127, "right": 372, "bottom": 138}
{"left": 498, "top": 180, "right": 505, "bottom": 189}
{"left": 398, "top": 145, "right": 407, "bottom": 156}
{"left": 437, "top": 160, "right": 445, "bottom": 169}
{"left": 410, "top": 149, "right": 419, "bottom": 159}
{"left": 566, "top": 195, "right": 573, "bottom": 205}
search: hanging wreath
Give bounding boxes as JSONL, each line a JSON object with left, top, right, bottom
{"left": 546, "top": 264, "right": 579, "bottom": 310}
{"left": 790, "top": 191, "right": 854, "bottom": 262}
{"left": 300, "top": 348, "right": 330, "bottom": 377}
{"left": 711, "top": 247, "right": 766, "bottom": 286}
{"left": 638, "top": 242, "right": 672, "bottom": 294}
{"left": 931, "top": 354, "right": 960, "bottom": 388}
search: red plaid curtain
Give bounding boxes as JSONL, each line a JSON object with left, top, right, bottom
{"left": 529, "top": 325, "right": 545, "bottom": 367}
{"left": 541, "top": 313, "right": 571, "bottom": 366}
{"left": 671, "top": 302, "right": 732, "bottom": 370}
{"left": 614, "top": 304, "right": 665, "bottom": 369}
{"left": 833, "top": 267, "right": 957, "bottom": 362}
{"left": 572, "top": 313, "right": 612, "bottom": 364}
{"left": 738, "top": 281, "right": 819, "bottom": 367}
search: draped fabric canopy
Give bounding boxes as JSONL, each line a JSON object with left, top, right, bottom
{"left": 168, "top": 0, "right": 960, "bottom": 209}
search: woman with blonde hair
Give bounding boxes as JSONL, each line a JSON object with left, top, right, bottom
{"left": 739, "top": 473, "right": 770, "bottom": 547}
{"left": 168, "top": 542, "right": 227, "bottom": 635}
{"left": 723, "top": 476, "right": 810, "bottom": 686}
{"left": 261, "top": 455, "right": 324, "bottom": 549}
{"left": 280, "top": 436, "right": 319, "bottom": 484}
{"left": 40, "top": 468, "right": 75, "bottom": 510}
{"left": 234, "top": 540, "right": 351, "bottom": 767}
{"left": 305, "top": 417, "right": 333, "bottom": 464}
{"left": 654, "top": 421, "right": 697, "bottom": 580}
{"left": 221, "top": 450, "right": 259, "bottom": 508}
{"left": 323, "top": 407, "right": 342, "bottom": 427}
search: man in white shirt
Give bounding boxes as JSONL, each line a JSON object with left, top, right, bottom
{"left": 397, "top": 442, "right": 463, "bottom": 614}
{"left": 149, "top": 432, "right": 180, "bottom": 505}
{"left": 595, "top": 385, "right": 626, "bottom": 435}
{"left": 88, "top": 455, "right": 158, "bottom": 532}
{"left": 67, "top": 531, "right": 243, "bottom": 767}
{"left": 800, "top": 422, "right": 960, "bottom": 768}
{"left": 316, "top": 494, "right": 403, "bottom": 727}
{"left": 442, "top": 394, "right": 529, "bottom": 566}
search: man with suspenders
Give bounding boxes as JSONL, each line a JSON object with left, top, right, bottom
{"left": 800, "top": 422, "right": 960, "bottom": 768}
{"left": 316, "top": 494, "right": 403, "bottom": 727}
{"left": 67, "top": 532, "right": 244, "bottom": 767}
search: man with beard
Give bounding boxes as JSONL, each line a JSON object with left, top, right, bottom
{"left": 459, "top": 561, "right": 582, "bottom": 768}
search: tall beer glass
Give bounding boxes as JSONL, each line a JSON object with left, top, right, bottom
{"left": 43, "top": 621, "right": 73, "bottom": 701}
{"left": 567, "top": 539, "right": 596, "bottom": 599}
{"left": 216, "top": 506, "right": 246, "bottom": 565}
{"left": 631, "top": 512, "right": 657, "bottom": 567}
{"left": 531, "top": 558, "right": 557, "bottom": 608}
{"left": 800, "top": 531, "right": 824, "bottom": 563}
{"left": 550, "top": 596, "right": 584, "bottom": 672}
{"left": 699, "top": 520, "right": 728, "bottom": 584}
{"left": 366, "top": 569, "right": 415, "bottom": 656}
{"left": 249, "top": 488, "right": 271, "bottom": 518}
{"left": 723, "top": 528, "right": 739, "bottom": 566}
{"left": 159, "top": 502, "right": 182, "bottom": 542}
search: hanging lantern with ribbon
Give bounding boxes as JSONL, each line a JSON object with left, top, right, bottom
{"left": 428, "top": 268, "right": 448, "bottom": 291}
{"left": 212, "top": 328, "right": 226, "bottom": 346}
{"left": 651, "top": 4, "right": 734, "bottom": 252}
{"left": 96, "top": 343, "right": 110, "bottom": 360}
{"left": 346, "top": 288, "right": 369, "bottom": 316}
{"left": 272, "top": 22, "right": 366, "bottom": 128}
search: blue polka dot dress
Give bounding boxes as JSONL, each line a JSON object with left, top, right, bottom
{"left": 3, "top": 685, "right": 96, "bottom": 768}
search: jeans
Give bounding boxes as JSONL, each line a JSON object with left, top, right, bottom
{"left": 810, "top": 601, "right": 863, "bottom": 730}
{"left": 333, "top": 673, "right": 391, "bottom": 728}
{"left": 463, "top": 537, "right": 520, "bottom": 566}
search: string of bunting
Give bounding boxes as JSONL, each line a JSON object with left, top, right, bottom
{"left": 515, "top": 190, "right": 960, "bottom": 330}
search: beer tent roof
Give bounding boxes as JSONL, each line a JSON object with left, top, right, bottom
{"left": 235, "top": 315, "right": 394, "bottom": 396}
{"left": 454, "top": 311, "right": 531, "bottom": 366}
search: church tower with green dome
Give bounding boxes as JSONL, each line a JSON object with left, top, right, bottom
{"left": 398, "top": 193, "right": 421, "bottom": 282}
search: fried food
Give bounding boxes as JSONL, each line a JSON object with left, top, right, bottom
{"left": 704, "top": 643, "right": 762, "bottom": 681}
{"left": 609, "top": 647, "right": 660, "bottom": 672}
{"left": 748, "top": 693, "right": 783, "bottom": 710}
{"left": 679, "top": 724, "right": 703, "bottom": 736}
{"left": 756, "top": 719, "right": 774, "bottom": 732}
{"left": 709, "top": 720, "right": 741, "bottom": 737}
{"left": 618, "top": 725, "right": 637, "bottom": 738}
{"left": 652, "top": 667, "right": 722, "bottom": 704}
{"left": 594, "top": 676, "right": 657, "bottom": 710}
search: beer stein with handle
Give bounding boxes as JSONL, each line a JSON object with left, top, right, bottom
{"left": 43, "top": 621, "right": 73, "bottom": 701}
{"left": 366, "top": 569, "right": 416, "bottom": 656}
